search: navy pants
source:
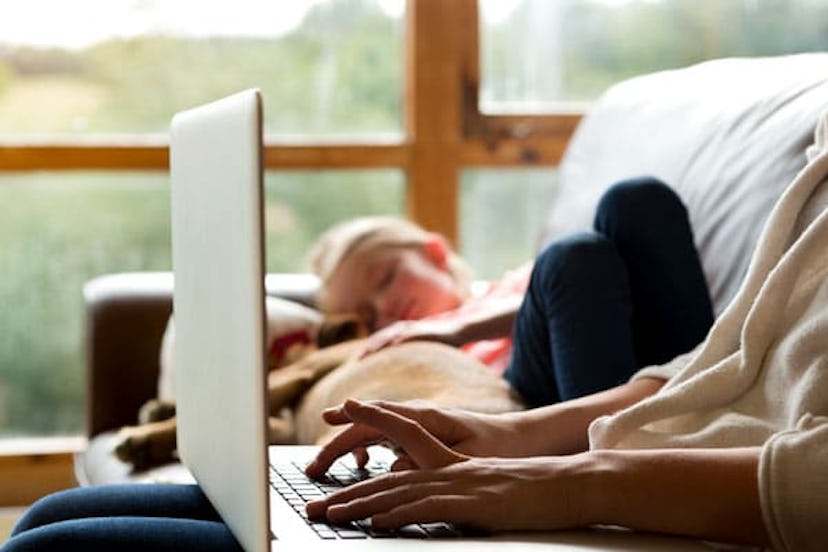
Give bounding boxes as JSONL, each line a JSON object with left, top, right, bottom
{"left": 504, "top": 177, "right": 714, "bottom": 407}
{"left": 1, "top": 484, "right": 242, "bottom": 552}
{"left": 3, "top": 178, "right": 714, "bottom": 550}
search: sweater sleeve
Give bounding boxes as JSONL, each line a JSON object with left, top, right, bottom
{"left": 759, "top": 415, "right": 828, "bottom": 552}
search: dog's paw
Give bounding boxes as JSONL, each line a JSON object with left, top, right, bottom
{"left": 112, "top": 420, "right": 178, "bottom": 471}
{"left": 113, "top": 426, "right": 155, "bottom": 470}
{"left": 138, "top": 399, "right": 176, "bottom": 424}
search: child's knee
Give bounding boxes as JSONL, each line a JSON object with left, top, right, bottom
{"left": 595, "top": 177, "right": 686, "bottom": 232}
{"left": 532, "top": 233, "right": 623, "bottom": 292}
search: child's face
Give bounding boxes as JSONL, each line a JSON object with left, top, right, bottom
{"left": 324, "top": 243, "right": 462, "bottom": 331}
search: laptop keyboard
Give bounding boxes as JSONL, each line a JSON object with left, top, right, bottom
{"left": 269, "top": 459, "right": 463, "bottom": 540}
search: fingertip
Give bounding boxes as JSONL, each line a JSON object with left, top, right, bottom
{"left": 325, "top": 504, "right": 345, "bottom": 523}
{"left": 321, "top": 407, "right": 340, "bottom": 421}
{"left": 354, "top": 447, "right": 369, "bottom": 468}
{"left": 343, "top": 398, "right": 367, "bottom": 412}
{"left": 304, "top": 459, "right": 323, "bottom": 479}
{"left": 322, "top": 404, "right": 353, "bottom": 425}
{"left": 305, "top": 498, "right": 328, "bottom": 520}
{"left": 390, "top": 457, "right": 415, "bottom": 471}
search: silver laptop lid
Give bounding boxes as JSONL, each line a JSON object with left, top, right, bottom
{"left": 170, "top": 89, "right": 270, "bottom": 552}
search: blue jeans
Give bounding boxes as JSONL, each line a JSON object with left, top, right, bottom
{"left": 1, "top": 484, "right": 242, "bottom": 552}
{"left": 504, "top": 177, "right": 714, "bottom": 407}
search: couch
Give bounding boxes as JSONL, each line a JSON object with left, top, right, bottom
{"left": 75, "top": 53, "right": 828, "bottom": 486}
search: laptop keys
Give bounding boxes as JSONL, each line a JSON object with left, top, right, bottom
{"left": 269, "top": 459, "right": 461, "bottom": 540}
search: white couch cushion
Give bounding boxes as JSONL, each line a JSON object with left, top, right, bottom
{"left": 543, "top": 53, "right": 828, "bottom": 314}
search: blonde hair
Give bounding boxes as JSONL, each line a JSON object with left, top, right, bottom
{"left": 308, "top": 216, "right": 472, "bottom": 312}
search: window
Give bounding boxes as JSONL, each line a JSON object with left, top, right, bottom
{"left": 0, "top": 170, "right": 403, "bottom": 437}
{"left": 0, "top": 0, "right": 405, "bottom": 136}
{"left": 0, "top": 0, "right": 407, "bottom": 439}
{"left": 479, "top": 0, "right": 828, "bottom": 109}
{"left": 460, "top": 168, "right": 557, "bottom": 278}
{"left": 459, "top": 0, "right": 828, "bottom": 277}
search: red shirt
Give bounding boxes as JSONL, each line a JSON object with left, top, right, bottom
{"left": 434, "top": 264, "right": 532, "bottom": 374}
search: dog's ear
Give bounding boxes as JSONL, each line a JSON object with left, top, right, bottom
{"left": 317, "top": 314, "right": 368, "bottom": 348}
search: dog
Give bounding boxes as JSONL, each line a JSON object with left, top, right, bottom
{"left": 114, "top": 316, "right": 525, "bottom": 471}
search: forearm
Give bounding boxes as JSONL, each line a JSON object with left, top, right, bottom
{"left": 581, "top": 447, "right": 770, "bottom": 546}
{"left": 452, "top": 295, "right": 522, "bottom": 345}
{"left": 505, "top": 377, "right": 665, "bottom": 456}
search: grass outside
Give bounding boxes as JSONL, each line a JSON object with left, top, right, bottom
{"left": 0, "top": 76, "right": 107, "bottom": 134}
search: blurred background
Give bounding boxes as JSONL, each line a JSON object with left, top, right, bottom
{"left": 0, "top": 0, "right": 826, "bottom": 438}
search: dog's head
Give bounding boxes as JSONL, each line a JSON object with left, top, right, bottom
{"left": 316, "top": 314, "right": 369, "bottom": 349}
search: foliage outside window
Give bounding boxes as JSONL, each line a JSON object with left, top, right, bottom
{"left": 0, "top": 0, "right": 405, "bottom": 136}
{"left": 0, "top": 0, "right": 405, "bottom": 437}
{"left": 480, "top": 0, "right": 828, "bottom": 110}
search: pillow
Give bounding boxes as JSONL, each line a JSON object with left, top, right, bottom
{"left": 157, "top": 296, "right": 323, "bottom": 401}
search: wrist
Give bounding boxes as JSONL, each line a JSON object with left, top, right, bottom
{"left": 501, "top": 403, "right": 585, "bottom": 457}
{"left": 574, "top": 448, "right": 769, "bottom": 545}
{"left": 575, "top": 450, "right": 626, "bottom": 527}
{"left": 535, "top": 450, "right": 616, "bottom": 529}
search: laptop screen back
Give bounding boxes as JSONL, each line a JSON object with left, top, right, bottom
{"left": 170, "top": 89, "right": 270, "bottom": 552}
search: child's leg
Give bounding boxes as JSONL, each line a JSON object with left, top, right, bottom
{"left": 3, "top": 484, "right": 242, "bottom": 552}
{"left": 594, "top": 177, "right": 714, "bottom": 367}
{"left": 504, "top": 177, "right": 714, "bottom": 408}
{"left": 504, "top": 232, "right": 637, "bottom": 407}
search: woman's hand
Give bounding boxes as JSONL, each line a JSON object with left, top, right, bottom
{"left": 305, "top": 399, "right": 590, "bottom": 532}
{"left": 359, "top": 319, "right": 463, "bottom": 358}
{"left": 306, "top": 379, "right": 670, "bottom": 479}
{"left": 304, "top": 399, "right": 523, "bottom": 479}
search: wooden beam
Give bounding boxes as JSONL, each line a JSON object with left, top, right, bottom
{"left": 461, "top": 113, "right": 582, "bottom": 166}
{"left": 263, "top": 143, "right": 409, "bottom": 169}
{"left": 457, "top": 1, "right": 581, "bottom": 158}
{"left": 0, "top": 438, "right": 85, "bottom": 507}
{"left": 404, "top": 0, "right": 467, "bottom": 245}
{"left": 0, "top": 454, "right": 76, "bottom": 506}
{"left": 461, "top": 135, "right": 571, "bottom": 167}
{"left": 0, "top": 144, "right": 169, "bottom": 171}
{"left": 478, "top": 113, "right": 583, "bottom": 141}
{"left": 0, "top": 143, "right": 410, "bottom": 172}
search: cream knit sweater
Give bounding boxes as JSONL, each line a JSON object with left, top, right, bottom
{"left": 589, "top": 111, "right": 828, "bottom": 552}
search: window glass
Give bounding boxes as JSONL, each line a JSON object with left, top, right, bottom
{"left": 0, "top": 170, "right": 403, "bottom": 437}
{"left": 480, "top": 0, "right": 828, "bottom": 109}
{"left": 263, "top": 170, "right": 405, "bottom": 273}
{"left": 460, "top": 168, "right": 558, "bottom": 280}
{"left": 0, "top": 0, "right": 405, "bottom": 136}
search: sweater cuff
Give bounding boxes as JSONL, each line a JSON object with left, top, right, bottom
{"left": 759, "top": 415, "right": 828, "bottom": 552}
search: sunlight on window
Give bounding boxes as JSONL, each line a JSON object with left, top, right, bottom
{"left": 460, "top": 169, "right": 558, "bottom": 280}
{"left": 0, "top": 0, "right": 404, "bottom": 136}
{"left": 480, "top": 0, "right": 828, "bottom": 110}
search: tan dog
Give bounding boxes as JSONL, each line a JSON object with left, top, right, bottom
{"left": 114, "top": 324, "right": 525, "bottom": 471}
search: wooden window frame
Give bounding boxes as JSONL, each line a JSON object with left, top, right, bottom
{"left": 0, "top": 0, "right": 582, "bottom": 504}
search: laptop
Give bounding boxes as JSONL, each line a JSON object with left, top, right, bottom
{"left": 168, "top": 89, "right": 710, "bottom": 552}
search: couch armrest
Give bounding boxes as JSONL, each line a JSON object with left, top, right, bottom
{"left": 84, "top": 273, "right": 174, "bottom": 438}
{"left": 83, "top": 271, "right": 321, "bottom": 438}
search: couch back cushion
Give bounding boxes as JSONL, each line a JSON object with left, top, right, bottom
{"left": 542, "top": 53, "right": 828, "bottom": 315}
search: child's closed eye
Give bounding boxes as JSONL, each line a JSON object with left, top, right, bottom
{"left": 376, "top": 262, "right": 397, "bottom": 291}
